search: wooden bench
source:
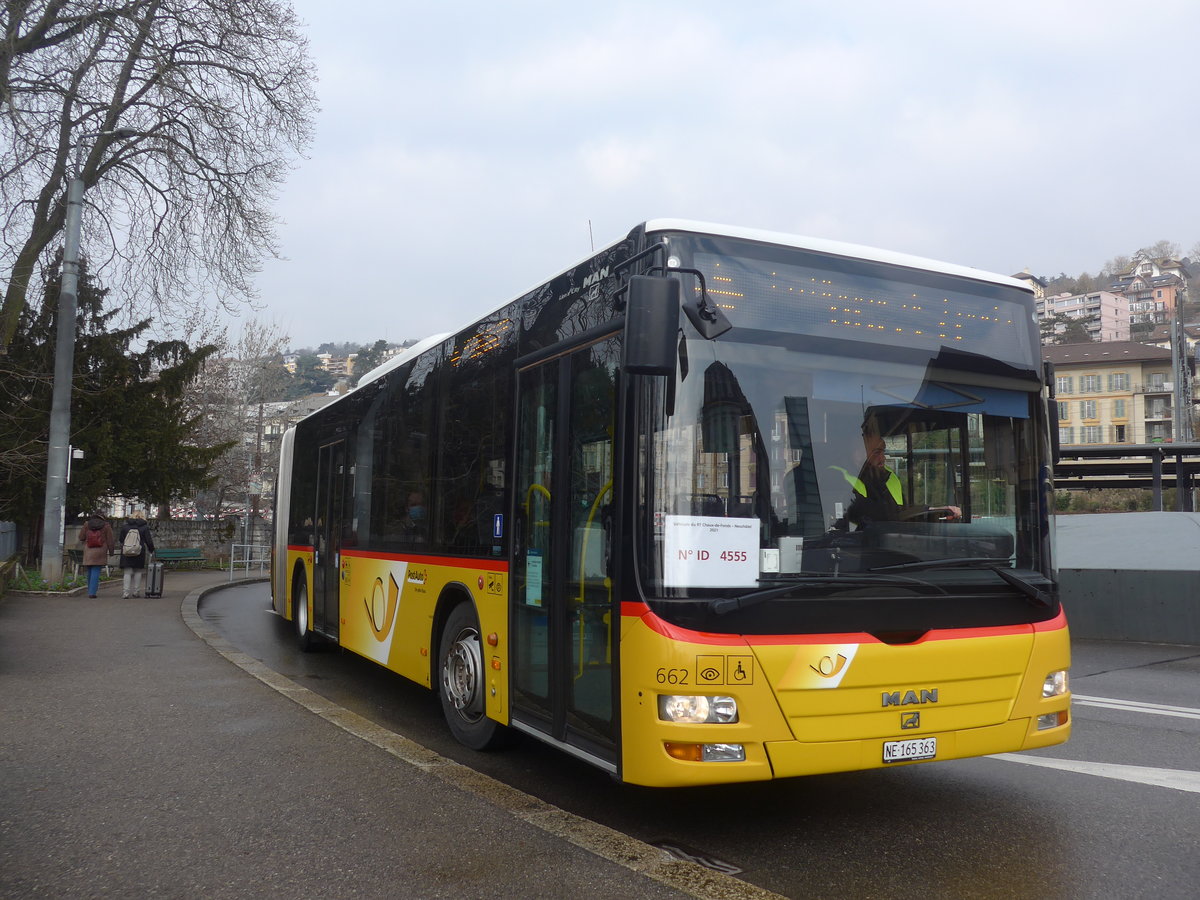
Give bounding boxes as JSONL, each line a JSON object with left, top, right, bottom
{"left": 155, "top": 547, "right": 206, "bottom": 568}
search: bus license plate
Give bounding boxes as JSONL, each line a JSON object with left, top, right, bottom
{"left": 883, "top": 737, "right": 937, "bottom": 763}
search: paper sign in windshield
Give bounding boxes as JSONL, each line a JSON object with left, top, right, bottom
{"left": 664, "top": 515, "right": 760, "bottom": 588}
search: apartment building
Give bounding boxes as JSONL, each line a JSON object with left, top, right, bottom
{"left": 315, "top": 352, "right": 358, "bottom": 377}
{"left": 1043, "top": 341, "right": 1188, "bottom": 445}
{"left": 1037, "top": 290, "right": 1130, "bottom": 343}
{"left": 1012, "top": 269, "right": 1047, "bottom": 300}
{"left": 1109, "top": 250, "right": 1190, "bottom": 325}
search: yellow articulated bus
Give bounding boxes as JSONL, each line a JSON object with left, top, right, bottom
{"left": 271, "top": 219, "right": 1070, "bottom": 787}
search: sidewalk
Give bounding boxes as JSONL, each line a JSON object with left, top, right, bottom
{"left": 0, "top": 571, "right": 728, "bottom": 899}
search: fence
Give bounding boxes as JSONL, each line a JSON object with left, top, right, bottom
{"left": 229, "top": 543, "right": 271, "bottom": 581}
{"left": 0, "top": 521, "right": 15, "bottom": 561}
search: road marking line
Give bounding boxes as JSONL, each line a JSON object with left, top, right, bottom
{"left": 1072, "top": 693, "right": 1200, "bottom": 721}
{"left": 992, "top": 754, "right": 1200, "bottom": 794}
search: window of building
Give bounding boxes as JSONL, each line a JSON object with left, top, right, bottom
{"left": 1079, "top": 400, "right": 1097, "bottom": 419}
{"left": 1108, "top": 372, "right": 1129, "bottom": 391}
{"left": 1113, "top": 398, "right": 1126, "bottom": 418}
{"left": 1058, "top": 403, "right": 1070, "bottom": 421}
{"left": 1114, "top": 424, "right": 1126, "bottom": 442}
{"left": 1059, "top": 426, "right": 1074, "bottom": 445}
{"left": 1056, "top": 376, "right": 1073, "bottom": 394}
{"left": 1083, "top": 426, "right": 1101, "bottom": 443}
{"left": 1080, "top": 375, "right": 1101, "bottom": 393}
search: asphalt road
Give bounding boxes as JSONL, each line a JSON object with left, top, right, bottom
{"left": 202, "top": 581, "right": 1200, "bottom": 900}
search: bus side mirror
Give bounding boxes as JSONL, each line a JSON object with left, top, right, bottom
{"left": 625, "top": 276, "right": 680, "bottom": 375}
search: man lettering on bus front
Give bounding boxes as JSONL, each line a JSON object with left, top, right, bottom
{"left": 832, "top": 416, "right": 959, "bottom": 528}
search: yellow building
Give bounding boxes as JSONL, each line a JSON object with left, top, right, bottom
{"left": 1042, "top": 341, "right": 1184, "bottom": 445}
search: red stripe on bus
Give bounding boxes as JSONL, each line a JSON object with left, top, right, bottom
{"left": 340, "top": 548, "right": 509, "bottom": 572}
{"left": 625, "top": 604, "right": 1067, "bottom": 646}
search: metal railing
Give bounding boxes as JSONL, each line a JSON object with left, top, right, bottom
{"left": 229, "top": 543, "right": 270, "bottom": 580}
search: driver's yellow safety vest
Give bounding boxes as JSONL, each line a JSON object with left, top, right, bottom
{"left": 831, "top": 466, "right": 903, "bottom": 504}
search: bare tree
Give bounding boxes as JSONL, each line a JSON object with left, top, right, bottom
{"left": 184, "top": 317, "right": 292, "bottom": 518}
{"left": 1142, "top": 240, "right": 1182, "bottom": 260}
{"left": 0, "top": 0, "right": 316, "bottom": 351}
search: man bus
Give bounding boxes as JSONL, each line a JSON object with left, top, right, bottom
{"left": 272, "top": 219, "right": 1069, "bottom": 787}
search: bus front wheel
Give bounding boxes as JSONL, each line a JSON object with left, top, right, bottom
{"left": 438, "top": 603, "right": 505, "bottom": 750}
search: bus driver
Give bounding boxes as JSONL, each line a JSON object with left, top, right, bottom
{"left": 832, "top": 415, "right": 960, "bottom": 528}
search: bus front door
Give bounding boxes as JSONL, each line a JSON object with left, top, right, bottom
{"left": 512, "top": 336, "right": 620, "bottom": 764}
{"left": 313, "top": 440, "right": 345, "bottom": 641}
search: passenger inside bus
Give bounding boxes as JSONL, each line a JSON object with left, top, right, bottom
{"left": 401, "top": 491, "right": 428, "bottom": 541}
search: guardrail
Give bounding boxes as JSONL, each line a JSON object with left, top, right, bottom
{"left": 229, "top": 543, "right": 270, "bottom": 581}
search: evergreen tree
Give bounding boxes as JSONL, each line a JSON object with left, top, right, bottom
{"left": 0, "top": 255, "right": 230, "bottom": 556}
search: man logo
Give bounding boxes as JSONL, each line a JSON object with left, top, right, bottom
{"left": 882, "top": 688, "right": 939, "bottom": 707}
{"left": 901, "top": 712, "right": 921, "bottom": 729}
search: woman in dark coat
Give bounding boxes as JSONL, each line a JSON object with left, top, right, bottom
{"left": 77, "top": 512, "right": 114, "bottom": 598}
{"left": 118, "top": 510, "right": 155, "bottom": 598}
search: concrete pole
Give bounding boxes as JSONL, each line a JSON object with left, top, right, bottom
{"left": 40, "top": 176, "right": 85, "bottom": 583}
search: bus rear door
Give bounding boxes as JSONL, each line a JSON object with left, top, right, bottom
{"left": 313, "top": 439, "right": 346, "bottom": 641}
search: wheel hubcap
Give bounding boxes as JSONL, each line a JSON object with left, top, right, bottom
{"left": 443, "top": 627, "right": 484, "bottom": 721}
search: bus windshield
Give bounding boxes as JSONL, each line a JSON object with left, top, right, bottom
{"left": 636, "top": 233, "right": 1050, "bottom": 632}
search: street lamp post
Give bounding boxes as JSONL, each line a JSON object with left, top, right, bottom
{"left": 39, "top": 129, "right": 136, "bottom": 582}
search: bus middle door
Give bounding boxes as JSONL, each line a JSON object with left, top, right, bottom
{"left": 512, "top": 336, "right": 620, "bottom": 765}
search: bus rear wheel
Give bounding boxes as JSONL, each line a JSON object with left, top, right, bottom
{"left": 294, "top": 575, "right": 315, "bottom": 652}
{"left": 438, "top": 603, "right": 506, "bottom": 750}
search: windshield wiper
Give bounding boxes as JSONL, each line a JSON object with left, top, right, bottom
{"left": 709, "top": 572, "right": 943, "bottom": 617}
{"left": 868, "top": 558, "right": 1052, "bottom": 608}
{"left": 868, "top": 556, "right": 1013, "bottom": 572}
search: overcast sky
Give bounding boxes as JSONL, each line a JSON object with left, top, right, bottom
{"left": 254, "top": 0, "right": 1200, "bottom": 350}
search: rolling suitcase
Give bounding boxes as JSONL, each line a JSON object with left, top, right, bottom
{"left": 145, "top": 559, "right": 165, "bottom": 598}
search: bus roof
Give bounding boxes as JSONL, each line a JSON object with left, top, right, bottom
{"left": 295, "top": 219, "right": 1029, "bottom": 431}
{"left": 355, "top": 331, "right": 454, "bottom": 389}
{"left": 644, "top": 219, "right": 1032, "bottom": 293}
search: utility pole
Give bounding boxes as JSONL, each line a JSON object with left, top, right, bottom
{"left": 39, "top": 176, "right": 85, "bottom": 583}
{"left": 39, "top": 129, "right": 137, "bottom": 582}
{"left": 1171, "top": 309, "right": 1187, "bottom": 442}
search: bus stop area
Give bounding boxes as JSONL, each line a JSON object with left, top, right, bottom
{"left": 0, "top": 571, "right": 709, "bottom": 900}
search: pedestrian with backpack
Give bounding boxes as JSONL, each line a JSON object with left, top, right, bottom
{"left": 118, "top": 510, "right": 155, "bottom": 598}
{"left": 77, "top": 511, "right": 114, "bottom": 598}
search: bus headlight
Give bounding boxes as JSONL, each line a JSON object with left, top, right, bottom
{"left": 1042, "top": 669, "right": 1069, "bottom": 698}
{"left": 658, "top": 695, "right": 739, "bottom": 724}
